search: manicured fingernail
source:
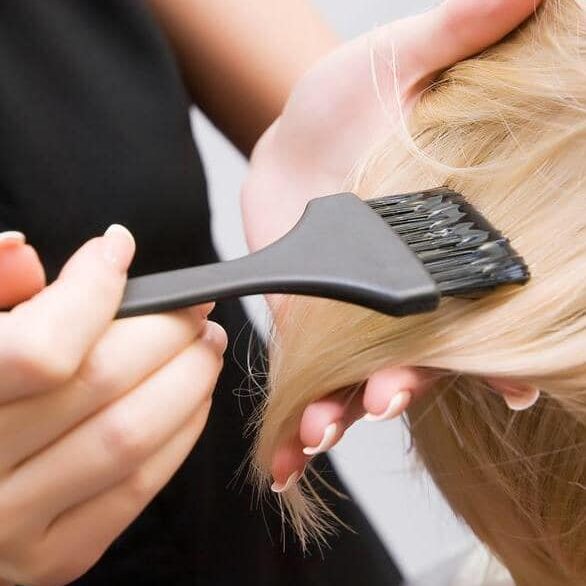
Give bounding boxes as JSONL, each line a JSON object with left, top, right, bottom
{"left": 271, "top": 471, "right": 301, "bottom": 494}
{"left": 103, "top": 224, "right": 135, "bottom": 272}
{"left": 362, "top": 390, "right": 412, "bottom": 422}
{"left": 0, "top": 231, "right": 26, "bottom": 246}
{"left": 503, "top": 387, "right": 540, "bottom": 411}
{"left": 202, "top": 321, "right": 228, "bottom": 355}
{"left": 302, "top": 422, "right": 339, "bottom": 456}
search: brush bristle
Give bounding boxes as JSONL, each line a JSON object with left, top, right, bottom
{"left": 366, "top": 187, "right": 530, "bottom": 297}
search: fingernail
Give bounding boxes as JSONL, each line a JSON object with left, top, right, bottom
{"left": 103, "top": 224, "right": 135, "bottom": 273}
{"left": 302, "top": 422, "right": 339, "bottom": 456}
{"left": 503, "top": 387, "right": 540, "bottom": 411}
{"left": 0, "top": 231, "right": 26, "bottom": 247}
{"left": 271, "top": 471, "right": 301, "bottom": 494}
{"left": 362, "top": 390, "right": 412, "bottom": 422}
{"left": 202, "top": 321, "right": 228, "bottom": 355}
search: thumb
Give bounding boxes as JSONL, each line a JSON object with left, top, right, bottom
{"left": 382, "top": 0, "right": 543, "bottom": 91}
{"left": 0, "top": 231, "right": 46, "bottom": 309}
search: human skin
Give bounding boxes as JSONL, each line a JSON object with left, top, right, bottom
{"left": 0, "top": 0, "right": 542, "bottom": 582}
{"left": 0, "top": 231, "right": 226, "bottom": 586}
{"left": 0, "top": 2, "right": 336, "bottom": 582}
{"left": 239, "top": 0, "right": 544, "bottom": 489}
{"left": 147, "top": 0, "right": 339, "bottom": 156}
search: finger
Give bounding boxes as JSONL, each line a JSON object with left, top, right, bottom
{"left": 0, "top": 307, "right": 209, "bottom": 472}
{"left": 6, "top": 408, "right": 210, "bottom": 586}
{"left": 299, "top": 389, "right": 364, "bottom": 455}
{"left": 4, "top": 322, "right": 226, "bottom": 528}
{"left": 0, "top": 232, "right": 45, "bottom": 309}
{"left": 387, "top": 0, "right": 542, "bottom": 88}
{"left": 485, "top": 377, "right": 541, "bottom": 411}
{"left": 270, "top": 434, "right": 308, "bottom": 494}
{"left": 362, "top": 367, "right": 437, "bottom": 422}
{"left": 0, "top": 225, "right": 135, "bottom": 401}
{"left": 271, "top": 395, "right": 349, "bottom": 491}
{"left": 296, "top": 369, "right": 427, "bottom": 453}
{"left": 270, "top": 369, "right": 438, "bottom": 490}
{"left": 271, "top": 389, "right": 364, "bottom": 491}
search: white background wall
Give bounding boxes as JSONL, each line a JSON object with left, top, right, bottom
{"left": 192, "top": 1, "right": 476, "bottom": 581}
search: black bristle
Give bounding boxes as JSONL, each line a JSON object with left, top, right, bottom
{"left": 366, "top": 187, "right": 530, "bottom": 297}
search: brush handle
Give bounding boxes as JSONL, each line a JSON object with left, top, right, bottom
{"left": 118, "top": 193, "right": 439, "bottom": 318}
{"left": 118, "top": 245, "right": 332, "bottom": 318}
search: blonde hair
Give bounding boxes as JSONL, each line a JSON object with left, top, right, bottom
{"left": 251, "top": 1, "right": 586, "bottom": 584}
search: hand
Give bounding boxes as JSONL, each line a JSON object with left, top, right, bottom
{"left": 0, "top": 228, "right": 226, "bottom": 585}
{"left": 240, "top": 0, "right": 543, "bottom": 491}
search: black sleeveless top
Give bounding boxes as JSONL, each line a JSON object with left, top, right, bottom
{"left": 0, "top": 2, "right": 402, "bottom": 584}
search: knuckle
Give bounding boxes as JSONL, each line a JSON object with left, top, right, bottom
{"left": 189, "top": 344, "right": 223, "bottom": 385}
{"left": 7, "top": 331, "right": 77, "bottom": 388}
{"left": 125, "top": 468, "right": 157, "bottom": 504}
{"left": 99, "top": 409, "right": 148, "bottom": 468}
{"left": 76, "top": 343, "right": 115, "bottom": 396}
{"left": 170, "top": 310, "right": 202, "bottom": 341}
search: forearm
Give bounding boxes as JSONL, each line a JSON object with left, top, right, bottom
{"left": 148, "top": 0, "right": 338, "bottom": 156}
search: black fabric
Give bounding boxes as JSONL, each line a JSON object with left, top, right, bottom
{"left": 0, "top": 0, "right": 214, "bottom": 279}
{"left": 0, "top": 1, "right": 402, "bottom": 584}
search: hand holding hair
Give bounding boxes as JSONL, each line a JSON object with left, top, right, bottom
{"left": 240, "top": 0, "right": 543, "bottom": 491}
{"left": 242, "top": 0, "right": 544, "bottom": 253}
{"left": 0, "top": 228, "right": 226, "bottom": 585}
{"left": 253, "top": 0, "right": 586, "bottom": 583}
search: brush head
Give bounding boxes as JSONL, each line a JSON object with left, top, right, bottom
{"left": 366, "top": 187, "right": 530, "bottom": 297}
{"left": 116, "top": 188, "right": 529, "bottom": 319}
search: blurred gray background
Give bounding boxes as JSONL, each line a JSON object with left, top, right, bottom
{"left": 191, "top": 0, "right": 475, "bottom": 581}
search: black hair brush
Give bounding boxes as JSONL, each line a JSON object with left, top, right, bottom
{"left": 118, "top": 187, "right": 529, "bottom": 318}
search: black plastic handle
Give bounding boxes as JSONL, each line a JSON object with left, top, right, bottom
{"left": 118, "top": 193, "right": 440, "bottom": 318}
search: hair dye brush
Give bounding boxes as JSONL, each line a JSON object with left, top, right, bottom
{"left": 118, "top": 187, "right": 529, "bottom": 318}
